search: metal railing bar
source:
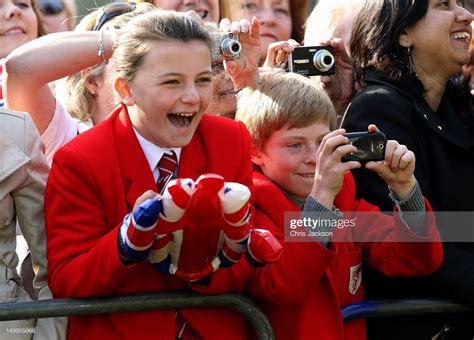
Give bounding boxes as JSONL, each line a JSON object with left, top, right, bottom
{"left": 342, "top": 299, "right": 474, "bottom": 323}
{"left": 0, "top": 292, "right": 274, "bottom": 340}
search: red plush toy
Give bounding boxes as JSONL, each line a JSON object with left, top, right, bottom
{"left": 144, "top": 174, "right": 283, "bottom": 281}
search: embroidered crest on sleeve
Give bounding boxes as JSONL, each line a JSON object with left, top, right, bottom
{"left": 349, "top": 263, "right": 362, "bottom": 295}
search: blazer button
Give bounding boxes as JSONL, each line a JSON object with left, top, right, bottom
{"left": 423, "top": 114, "right": 428, "bottom": 120}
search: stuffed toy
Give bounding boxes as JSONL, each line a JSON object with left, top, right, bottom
{"left": 119, "top": 174, "right": 283, "bottom": 281}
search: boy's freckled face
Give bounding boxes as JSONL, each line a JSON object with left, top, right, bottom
{"left": 254, "top": 122, "right": 330, "bottom": 201}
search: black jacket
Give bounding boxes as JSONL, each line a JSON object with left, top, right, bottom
{"left": 342, "top": 70, "right": 474, "bottom": 296}
{"left": 342, "top": 71, "right": 474, "bottom": 338}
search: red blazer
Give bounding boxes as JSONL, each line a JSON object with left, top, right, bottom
{"left": 208, "top": 171, "right": 442, "bottom": 340}
{"left": 44, "top": 106, "right": 253, "bottom": 340}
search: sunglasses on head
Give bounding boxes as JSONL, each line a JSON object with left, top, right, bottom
{"left": 92, "top": 2, "right": 136, "bottom": 31}
{"left": 39, "top": 0, "right": 65, "bottom": 16}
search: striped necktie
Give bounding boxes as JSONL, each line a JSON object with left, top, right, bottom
{"left": 156, "top": 151, "right": 177, "bottom": 194}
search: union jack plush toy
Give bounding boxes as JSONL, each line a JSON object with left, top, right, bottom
{"left": 119, "top": 174, "right": 282, "bottom": 281}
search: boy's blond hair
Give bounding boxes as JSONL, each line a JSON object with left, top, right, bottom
{"left": 235, "top": 69, "right": 336, "bottom": 151}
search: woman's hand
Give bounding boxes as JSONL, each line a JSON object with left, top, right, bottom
{"left": 318, "top": 38, "right": 355, "bottom": 116}
{"left": 263, "top": 39, "right": 300, "bottom": 68}
{"left": 219, "top": 17, "right": 261, "bottom": 90}
{"left": 365, "top": 140, "right": 416, "bottom": 201}
{"left": 364, "top": 125, "right": 416, "bottom": 200}
{"left": 310, "top": 129, "right": 361, "bottom": 209}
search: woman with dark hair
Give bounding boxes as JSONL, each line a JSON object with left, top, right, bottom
{"left": 342, "top": 0, "right": 474, "bottom": 338}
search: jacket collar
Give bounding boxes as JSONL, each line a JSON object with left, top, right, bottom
{"left": 113, "top": 105, "right": 156, "bottom": 209}
{"left": 111, "top": 105, "right": 208, "bottom": 209}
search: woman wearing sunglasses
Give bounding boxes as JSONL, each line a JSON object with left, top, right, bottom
{"left": 3, "top": 1, "right": 154, "bottom": 164}
{"left": 38, "top": 0, "right": 76, "bottom": 33}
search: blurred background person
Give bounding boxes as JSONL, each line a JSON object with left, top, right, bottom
{"left": 4, "top": 2, "right": 155, "bottom": 163}
{"left": 240, "top": 0, "right": 308, "bottom": 64}
{"left": 304, "top": 0, "right": 361, "bottom": 58}
{"left": 0, "top": 0, "right": 45, "bottom": 107}
{"left": 304, "top": 0, "right": 363, "bottom": 124}
{"left": 38, "top": 0, "right": 76, "bottom": 33}
{"left": 134, "top": 0, "right": 219, "bottom": 22}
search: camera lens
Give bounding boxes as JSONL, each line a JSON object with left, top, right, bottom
{"left": 313, "top": 49, "right": 335, "bottom": 72}
{"left": 221, "top": 38, "right": 241, "bottom": 59}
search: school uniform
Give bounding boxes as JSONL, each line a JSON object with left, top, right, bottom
{"left": 246, "top": 171, "right": 442, "bottom": 340}
{"left": 44, "top": 105, "right": 253, "bottom": 340}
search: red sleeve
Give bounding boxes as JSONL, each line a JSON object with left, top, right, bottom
{"left": 248, "top": 209, "right": 337, "bottom": 305}
{"left": 45, "top": 145, "right": 135, "bottom": 298}
{"left": 341, "top": 174, "right": 443, "bottom": 276}
{"left": 235, "top": 121, "right": 254, "bottom": 195}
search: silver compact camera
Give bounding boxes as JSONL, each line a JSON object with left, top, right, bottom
{"left": 288, "top": 46, "right": 335, "bottom": 76}
{"left": 209, "top": 32, "right": 241, "bottom": 61}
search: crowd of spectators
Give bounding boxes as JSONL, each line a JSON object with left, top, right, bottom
{"left": 0, "top": 0, "right": 473, "bottom": 339}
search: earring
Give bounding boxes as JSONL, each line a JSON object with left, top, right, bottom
{"left": 407, "top": 47, "right": 416, "bottom": 75}
{"left": 90, "top": 90, "right": 97, "bottom": 97}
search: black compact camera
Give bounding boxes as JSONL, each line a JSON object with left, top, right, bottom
{"left": 288, "top": 46, "right": 335, "bottom": 76}
{"left": 209, "top": 32, "right": 241, "bottom": 61}
{"left": 341, "top": 131, "right": 387, "bottom": 163}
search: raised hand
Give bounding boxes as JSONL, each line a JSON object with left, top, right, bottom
{"left": 318, "top": 38, "right": 356, "bottom": 116}
{"left": 263, "top": 39, "right": 300, "bottom": 68}
{"left": 219, "top": 17, "right": 261, "bottom": 90}
{"left": 365, "top": 140, "right": 416, "bottom": 201}
{"left": 310, "top": 129, "right": 361, "bottom": 209}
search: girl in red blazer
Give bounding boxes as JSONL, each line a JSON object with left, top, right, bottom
{"left": 233, "top": 70, "right": 443, "bottom": 340}
{"left": 45, "top": 10, "right": 263, "bottom": 340}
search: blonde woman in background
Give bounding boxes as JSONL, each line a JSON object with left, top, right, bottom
{"left": 4, "top": 2, "right": 155, "bottom": 164}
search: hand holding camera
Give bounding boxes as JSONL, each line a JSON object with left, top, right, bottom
{"left": 365, "top": 139, "right": 417, "bottom": 201}
{"left": 311, "top": 125, "right": 416, "bottom": 207}
{"left": 310, "top": 129, "right": 362, "bottom": 209}
{"left": 318, "top": 38, "right": 358, "bottom": 115}
{"left": 218, "top": 17, "right": 261, "bottom": 90}
{"left": 263, "top": 39, "right": 300, "bottom": 68}
{"left": 288, "top": 45, "right": 336, "bottom": 76}
{"left": 209, "top": 32, "right": 241, "bottom": 61}
{"left": 343, "top": 125, "right": 417, "bottom": 201}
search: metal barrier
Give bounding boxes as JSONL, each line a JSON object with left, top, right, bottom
{"left": 0, "top": 292, "right": 274, "bottom": 340}
{"left": 342, "top": 299, "right": 474, "bottom": 323}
